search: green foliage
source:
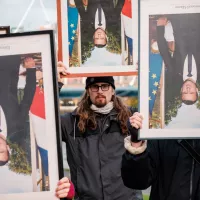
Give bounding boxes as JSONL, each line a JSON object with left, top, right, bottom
{"left": 81, "top": 41, "right": 94, "bottom": 64}
{"left": 143, "top": 194, "right": 150, "bottom": 200}
{"left": 106, "top": 30, "right": 121, "bottom": 55}
{"left": 196, "top": 97, "right": 200, "bottom": 110}
{"left": 165, "top": 96, "right": 182, "bottom": 125}
{"left": 81, "top": 24, "right": 95, "bottom": 64}
{"left": 151, "top": 111, "right": 161, "bottom": 129}
{"left": 8, "top": 142, "right": 31, "bottom": 175}
{"left": 196, "top": 88, "right": 200, "bottom": 110}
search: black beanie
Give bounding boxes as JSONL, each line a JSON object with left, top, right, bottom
{"left": 85, "top": 76, "right": 115, "bottom": 89}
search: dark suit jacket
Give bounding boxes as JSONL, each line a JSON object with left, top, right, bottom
{"left": 74, "top": 0, "right": 124, "bottom": 30}
{"left": 101, "top": 0, "right": 124, "bottom": 27}
{"left": 0, "top": 55, "right": 36, "bottom": 147}
{"left": 74, "top": 0, "right": 99, "bottom": 29}
{"left": 156, "top": 14, "right": 200, "bottom": 105}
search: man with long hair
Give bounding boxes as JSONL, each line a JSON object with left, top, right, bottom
{"left": 55, "top": 66, "right": 142, "bottom": 199}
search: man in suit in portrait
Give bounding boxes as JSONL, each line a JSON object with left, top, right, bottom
{"left": 0, "top": 55, "right": 36, "bottom": 165}
{"left": 74, "top": 0, "right": 124, "bottom": 47}
{"left": 156, "top": 14, "right": 200, "bottom": 105}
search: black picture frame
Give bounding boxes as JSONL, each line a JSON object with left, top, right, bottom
{"left": 0, "top": 26, "right": 10, "bottom": 34}
{"left": 0, "top": 30, "right": 64, "bottom": 200}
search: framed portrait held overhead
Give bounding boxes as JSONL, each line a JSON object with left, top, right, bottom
{"left": 0, "top": 26, "right": 10, "bottom": 35}
{"left": 0, "top": 30, "right": 64, "bottom": 200}
{"left": 139, "top": 0, "right": 200, "bottom": 139}
{"left": 57, "top": 0, "right": 138, "bottom": 77}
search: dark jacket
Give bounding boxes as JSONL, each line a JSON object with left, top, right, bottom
{"left": 61, "top": 108, "right": 142, "bottom": 200}
{"left": 157, "top": 13, "right": 200, "bottom": 97}
{"left": 74, "top": 0, "right": 124, "bottom": 29}
{"left": 74, "top": 0, "right": 98, "bottom": 29}
{"left": 121, "top": 139, "right": 200, "bottom": 200}
{"left": 0, "top": 55, "right": 36, "bottom": 145}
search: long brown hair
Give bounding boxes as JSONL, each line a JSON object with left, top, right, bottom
{"left": 76, "top": 91, "right": 132, "bottom": 134}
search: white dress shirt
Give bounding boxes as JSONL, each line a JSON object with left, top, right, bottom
{"left": 0, "top": 106, "right": 7, "bottom": 139}
{"left": 164, "top": 21, "right": 174, "bottom": 42}
{"left": 95, "top": 6, "right": 106, "bottom": 31}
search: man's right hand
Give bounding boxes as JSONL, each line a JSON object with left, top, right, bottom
{"left": 129, "top": 112, "right": 143, "bottom": 147}
{"left": 55, "top": 177, "right": 75, "bottom": 199}
{"left": 57, "top": 61, "right": 70, "bottom": 83}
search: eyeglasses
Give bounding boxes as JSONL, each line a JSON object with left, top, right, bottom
{"left": 89, "top": 84, "right": 110, "bottom": 92}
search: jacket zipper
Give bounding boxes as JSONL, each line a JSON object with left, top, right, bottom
{"left": 189, "top": 140, "right": 195, "bottom": 200}
{"left": 98, "top": 113, "right": 116, "bottom": 199}
{"left": 101, "top": 113, "right": 116, "bottom": 133}
{"left": 98, "top": 114, "right": 110, "bottom": 198}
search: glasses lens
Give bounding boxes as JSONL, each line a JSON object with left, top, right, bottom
{"left": 101, "top": 84, "right": 110, "bottom": 91}
{"left": 90, "top": 85, "right": 99, "bottom": 92}
{"left": 90, "top": 84, "right": 110, "bottom": 91}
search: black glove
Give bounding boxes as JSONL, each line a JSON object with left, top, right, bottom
{"left": 127, "top": 120, "right": 141, "bottom": 143}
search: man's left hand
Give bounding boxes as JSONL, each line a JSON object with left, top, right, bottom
{"left": 129, "top": 112, "right": 143, "bottom": 129}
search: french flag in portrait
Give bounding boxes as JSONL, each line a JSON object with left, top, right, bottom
{"left": 122, "top": 0, "right": 133, "bottom": 56}
{"left": 29, "top": 86, "right": 48, "bottom": 176}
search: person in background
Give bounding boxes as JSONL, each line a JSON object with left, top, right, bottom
{"left": 121, "top": 111, "right": 200, "bottom": 200}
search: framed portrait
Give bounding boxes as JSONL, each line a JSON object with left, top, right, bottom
{"left": 57, "top": 0, "right": 138, "bottom": 77}
{"left": 0, "top": 26, "right": 10, "bottom": 35}
{"left": 0, "top": 30, "right": 64, "bottom": 200}
{"left": 139, "top": 0, "right": 200, "bottom": 139}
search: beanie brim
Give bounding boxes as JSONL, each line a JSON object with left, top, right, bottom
{"left": 85, "top": 76, "right": 115, "bottom": 89}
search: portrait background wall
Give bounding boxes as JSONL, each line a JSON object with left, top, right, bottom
{"left": 0, "top": 31, "right": 63, "bottom": 200}
{"left": 139, "top": 0, "right": 200, "bottom": 139}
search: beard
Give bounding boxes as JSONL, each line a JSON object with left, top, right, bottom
{"left": 94, "top": 95, "right": 107, "bottom": 108}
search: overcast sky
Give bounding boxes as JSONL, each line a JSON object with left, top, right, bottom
{"left": 0, "top": 0, "right": 57, "bottom": 32}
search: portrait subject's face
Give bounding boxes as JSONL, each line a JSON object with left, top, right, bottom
{"left": 93, "top": 28, "right": 107, "bottom": 46}
{"left": 181, "top": 80, "right": 198, "bottom": 102}
{"left": 0, "top": 136, "right": 9, "bottom": 163}
{"left": 88, "top": 82, "right": 114, "bottom": 107}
